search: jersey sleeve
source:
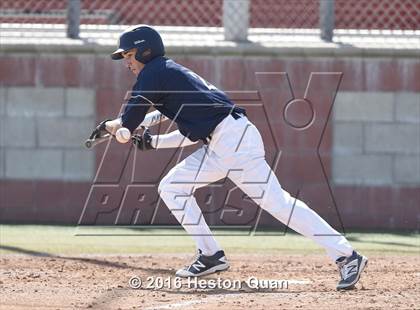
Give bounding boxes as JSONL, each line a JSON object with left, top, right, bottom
{"left": 121, "top": 73, "right": 162, "bottom": 133}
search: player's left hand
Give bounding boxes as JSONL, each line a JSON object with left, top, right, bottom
{"left": 132, "top": 127, "right": 154, "bottom": 150}
{"left": 90, "top": 119, "right": 112, "bottom": 140}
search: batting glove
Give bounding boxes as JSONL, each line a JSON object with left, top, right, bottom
{"left": 132, "top": 127, "right": 154, "bottom": 150}
{"left": 90, "top": 119, "right": 112, "bottom": 139}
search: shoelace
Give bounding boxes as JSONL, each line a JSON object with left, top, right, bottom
{"left": 336, "top": 260, "right": 347, "bottom": 280}
{"left": 337, "top": 259, "right": 357, "bottom": 280}
{"left": 185, "top": 250, "right": 202, "bottom": 268}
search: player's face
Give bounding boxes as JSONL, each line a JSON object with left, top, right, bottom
{"left": 122, "top": 48, "right": 144, "bottom": 76}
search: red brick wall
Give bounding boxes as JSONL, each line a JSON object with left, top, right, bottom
{"left": 0, "top": 54, "right": 419, "bottom": 230}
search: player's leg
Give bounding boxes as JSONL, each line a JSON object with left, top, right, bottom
{"left": 213, "top": 116, "right": 353, "bottom": 259}
{"left": 229, "top": 156, "right": 354, "bottom": 259}
{"left": 158, "top": 146, "right": 229, "bottom": 276}
{"left": 217, "top": 116, "right": 367, "bottom": 289}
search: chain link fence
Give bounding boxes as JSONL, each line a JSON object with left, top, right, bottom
{"left": 335, "top": 0, "right": 419, "bottom": 30}
{"left": 0, "top": 0, "right": 419, "bottom": 40}
{"left": 251, "top": 0, "right": 320, "bottom": 28}
{"left": 0, "top": 0, "right": 222, "bottom": 25}
{"left": 250, "top": 0, "right": 419, "bottom": 30}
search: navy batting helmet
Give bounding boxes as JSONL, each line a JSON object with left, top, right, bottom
{"left": 110, "top": 25, "right": 165, "bottom": 64}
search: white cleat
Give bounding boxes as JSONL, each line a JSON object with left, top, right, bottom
{"left": 336, "top": 251, "right": 368, "bottom": 290}
{"left": 176, "top": 250, "right": 229, "bottom": 277}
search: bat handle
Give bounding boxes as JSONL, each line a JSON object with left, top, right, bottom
{"left": 84, "top": 134, "right": 111, "bottom": 149}
{"left": 84, "top": 139, "right": 94, "bottom": 149}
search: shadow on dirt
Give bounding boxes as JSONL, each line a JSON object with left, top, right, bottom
{"left": 345, "top": 235, "right": 418, "bottom": 248}
{"left": 0, "top": 244, "right": 174, "bottom": 275}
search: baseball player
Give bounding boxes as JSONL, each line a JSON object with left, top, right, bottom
{"left": 92, "top": 25, "right": 367, "bottom": 290}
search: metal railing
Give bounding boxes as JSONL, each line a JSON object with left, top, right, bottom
{"left": 0, "top": 0, "right": 418, "bottom": 42}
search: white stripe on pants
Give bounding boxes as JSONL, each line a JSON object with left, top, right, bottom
{"left": 158, "top": 115, "right": 353, "bottom": 260}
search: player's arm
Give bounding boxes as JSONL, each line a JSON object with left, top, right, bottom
{"left": 140, "top": 110, "right": 169, "bottom": 127}
{"left": 120, "top": 71, "right": 165, "bottom": 133}
{"left": 105, "top": 110, "right": 168, "bottom": 134}
{"left": 120, "top": 94, "right": 151, "bottom": 133}
{"left": 152, "top": 130, "right": 198, "bottom": 148}
{"left": 89, "top": 69, "right": 163, "bottom": 147}
{"left": 132, "top": 129, "right": 198, "bottom": 150}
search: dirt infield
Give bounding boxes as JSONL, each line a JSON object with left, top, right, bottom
{"left": 1, "top": 254, "right": 418, "bottom": 310}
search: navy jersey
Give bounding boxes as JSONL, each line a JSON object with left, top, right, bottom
{"left": 121, "top": 56, "right": 245, "bottom": 142}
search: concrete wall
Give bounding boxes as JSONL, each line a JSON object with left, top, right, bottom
{"left": 0, "top": 87, "right": 95, "bottom": 180}
{"left": 0, "top": 51, "right": 419, "bottom": 230}
{"left": 333, "top": 92, "right": 420, "bottom": 185}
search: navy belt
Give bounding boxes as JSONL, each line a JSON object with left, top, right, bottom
{"left": 202, "top": 111, "right": 245, "bottom": 145}
{"left": 231, "top": 110, "right": 245, "bottom": 120}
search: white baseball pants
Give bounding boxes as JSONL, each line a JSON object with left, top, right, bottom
{"left": 158, "top": 115, "right": 354, "bottom": 261}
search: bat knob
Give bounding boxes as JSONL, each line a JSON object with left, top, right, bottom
{"left": 84, "top": 140, "right": 93, "bottom": 149}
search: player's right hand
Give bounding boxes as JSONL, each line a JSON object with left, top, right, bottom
{"left": 132, "top": 127, "right": 154, "bottom": 150}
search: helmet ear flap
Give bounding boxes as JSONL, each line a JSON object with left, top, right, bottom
{"left": 135, "top": 48, "right": 152, "bottom": 64}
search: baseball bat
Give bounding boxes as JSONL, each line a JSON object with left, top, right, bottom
{"left": 84, "top": 111, "right": 169, "bottom": 149}
{"left": 84, "top": 134, "right": 112, "bottom": 149}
